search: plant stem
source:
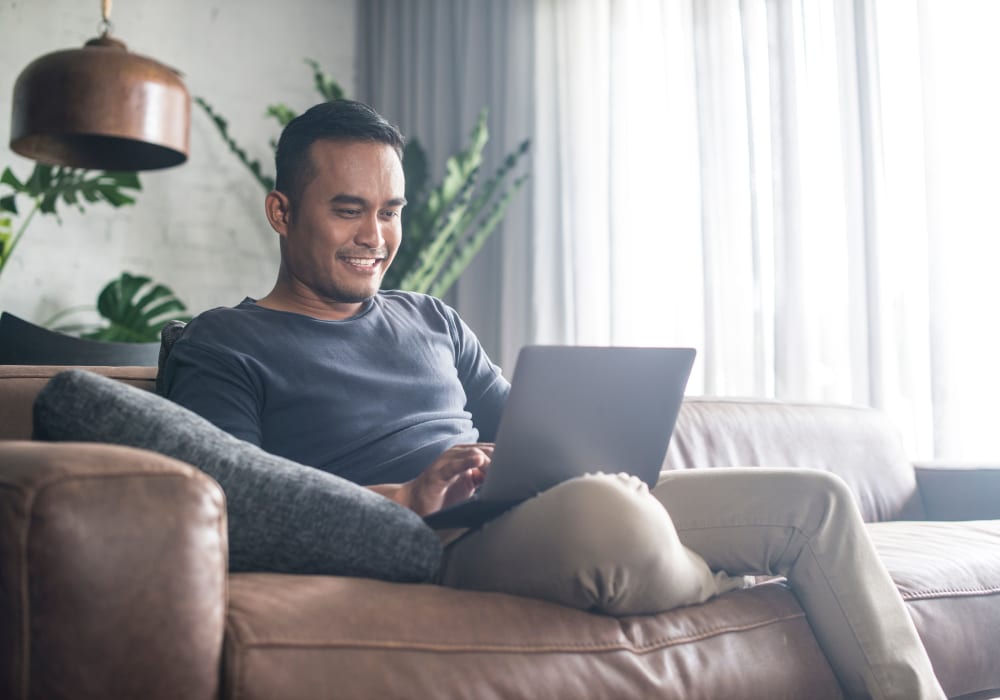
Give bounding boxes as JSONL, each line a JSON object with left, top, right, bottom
{"left": 0, "top": 197, "right": 41, "bottom": 278}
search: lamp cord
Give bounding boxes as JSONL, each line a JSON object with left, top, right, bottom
{"left": 98, "top": 0, "right": 113, "bottom": 36}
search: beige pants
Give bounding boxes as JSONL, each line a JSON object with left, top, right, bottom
{"left": 440, "top": 468, "right": 944, "bottom": 700}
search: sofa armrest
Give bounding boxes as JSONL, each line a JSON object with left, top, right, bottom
{"left": 913, "top": 461, "right": 1000, "bottom": 521}
{"left": 0, "top": 441, "right": 227, "bottom": 700}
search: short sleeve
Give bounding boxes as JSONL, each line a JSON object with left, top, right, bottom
{"left": 163, "top": 337, "right": 265, "bottom": 446}
{"left": 446, "top": 306, "right": 510, "bottom": 442}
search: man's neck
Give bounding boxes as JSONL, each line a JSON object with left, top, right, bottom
{"left": 255, "top": 287, "right": 370, "bottom": 321}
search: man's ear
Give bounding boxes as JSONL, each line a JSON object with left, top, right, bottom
{"left": 265, "top": 190, "right": 292, "bottom": 235}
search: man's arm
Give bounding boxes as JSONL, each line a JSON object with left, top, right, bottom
{"left": 447, "top": 308, "right": 510, "bottom": 442}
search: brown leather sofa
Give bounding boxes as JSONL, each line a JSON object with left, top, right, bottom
{"left": 1, "top": 364, "right": 998, "bottom": 700}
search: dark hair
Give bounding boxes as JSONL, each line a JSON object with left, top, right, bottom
{"left": 274, "top": 100, "right": 405, "bottom": 207}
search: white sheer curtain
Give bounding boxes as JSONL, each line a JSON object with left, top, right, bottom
{"left": 917, "top": 0, "right": 1000, "bottom": 460}
{"left": 530, "top": 0, "right": 938, "bottom": 455}
{"left": 359, "top": 0, "right": 1000, "bottom": 460}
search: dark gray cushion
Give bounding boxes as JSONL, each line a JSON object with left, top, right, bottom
{"left": 32, "top": 369, "right": 442, "bottom": 582}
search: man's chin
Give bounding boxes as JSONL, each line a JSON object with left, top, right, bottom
{"left": 322, "top": 283, "right": 381, "bottom": 305}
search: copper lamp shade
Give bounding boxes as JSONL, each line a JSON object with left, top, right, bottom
{"left": 10, "top": 35, "right": 190, "bottom": 171}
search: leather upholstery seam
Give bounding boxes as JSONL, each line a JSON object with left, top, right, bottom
{"left": 230, "top": 610, "right": 807, "bottom": 655}
{"left": 900, "top": 586, "right": 1000, "bottom": 601}
{"left": 20, "top": 467, "right": 197, "bottom": 493}
{"left": 683, "top": 397, "right": 871, "bottom": 412}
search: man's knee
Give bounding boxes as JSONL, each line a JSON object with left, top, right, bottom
{"left": 789, "top": 469, "right": 857, "bottom": 510}
{"left": 536, "top": 473, "right": 712, "bottom": 613}
{"left": 767, "top": 469, "right": 862, "bottom": 538}
{"left": 541, "top": 472, "right": 668, "bottom": 557}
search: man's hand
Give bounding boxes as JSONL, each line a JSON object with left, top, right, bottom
{"left": 371, "top": 443, "right": 493, "bottom": 517}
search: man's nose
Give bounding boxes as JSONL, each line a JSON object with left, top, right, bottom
{"left": 354, "top": 213, "right": 385, "bottom": 248}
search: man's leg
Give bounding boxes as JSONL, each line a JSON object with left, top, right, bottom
{"left": 653, "top": 467, "right": 944, "bottom": 700}
{"left": 439, "top": 472, "right": 742, "bottom": 614}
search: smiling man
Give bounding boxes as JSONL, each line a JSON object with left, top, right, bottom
{"left": 166, "top": 102, "right": 502, "bottom": 509}
{"left": 164, "top": 100, "right": 944, "bottom": 700}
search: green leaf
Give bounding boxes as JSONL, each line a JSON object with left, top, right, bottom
{"left": 195, "top": 96, "right": 276, "bottom": 192}
{"left": 389, "top": 116, "right": 531, "bottom": 293}
{"left": 430, "top": 173, "right": 529, "bottom": 297}
{"left": 35, "top": 164, "right": 53, "bottom": 192}
{"left": 78, "top": 272, "right": 191, "bottom": 342}
{"left": 0, "top": 164, "right": 142, "bottom": 222}
{"left": 389, "top": 113, "right": 493, "bottom": 291}
{"left": 399, "top": 170, "right": 480, "bottom": 292}
{"left": 306, "top": 58, "right": 346, "bottom": 101}
{"left": 0, "top": 216, "right": 12, "bottom": 261}
{"left": 266, "top": 104, "right": 298, "bottom": 128}
{"left": 39, "top": 191, "right": 59, "bottom": 214}
{"left": 102, "top": 171, "right": 142, "bottom": 190}
{"left": 96, "top": 186, "right": 134, "bottom": 208}
{"left": 1, "top": 167, "right": 24, "bottom": 191}
{"left": 412, "top": 112, "right": 489, "bottom": 241}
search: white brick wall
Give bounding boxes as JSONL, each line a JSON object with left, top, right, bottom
{"left": 0, "top": 0, "right": 356, "bottom": 324}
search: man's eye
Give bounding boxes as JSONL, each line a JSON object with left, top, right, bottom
{"left": 380, "top": 210, "right": 400, "bottom": 219}
{"left": 336, "top": 209, "right": 361, "bottom": 217}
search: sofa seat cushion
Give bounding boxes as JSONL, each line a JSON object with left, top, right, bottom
{"left": 868, "top": 520, "right": 1000, "bottom": 698}
{"left": 223, "top": 574, "right": 844, "bottom": 700}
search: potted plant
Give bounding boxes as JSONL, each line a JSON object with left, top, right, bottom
{"left": 0, "top": 165, "right": 190, "bottom": 357}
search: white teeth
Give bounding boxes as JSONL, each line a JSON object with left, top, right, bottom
{"left": 343, "top": 257, "right": 379, "bottom": 267}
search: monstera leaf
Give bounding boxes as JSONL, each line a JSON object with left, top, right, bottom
{"left": 86, "top": 273, "right": 191, "bottom": 342}
{"left": 48, "top": 272, "right": 191, "bottom": 343}
{"left": 0, "top": 165, "right": 142, "bottom": 278}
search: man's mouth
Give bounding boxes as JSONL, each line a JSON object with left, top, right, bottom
{"left": 338, "top": 250, "right": 388, "bottom": 270}
{"left": 341, "top": 256, "right": 382, "bottom": 267}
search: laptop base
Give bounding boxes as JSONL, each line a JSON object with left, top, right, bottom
{"left": 423, "top": 498, "right": 524, "bottom": 530}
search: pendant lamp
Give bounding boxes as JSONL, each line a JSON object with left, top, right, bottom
{"left": 9, "top": 0, "right": 190, "bottom": 171}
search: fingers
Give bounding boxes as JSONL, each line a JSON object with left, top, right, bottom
{"left": 427, "top": 444, "right": 493, "bottom": 482}
{"left": 403, "top": 444, "right": 496, "bottom": 516}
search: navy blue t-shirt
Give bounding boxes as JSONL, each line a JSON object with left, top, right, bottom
{"left": 162, "top": 291, "right": 510, "bottom": 485}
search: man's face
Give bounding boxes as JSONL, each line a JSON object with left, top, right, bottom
{"left": 279, "top": 139, "right": 405, "bottom": 306}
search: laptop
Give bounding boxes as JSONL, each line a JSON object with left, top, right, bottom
{"left": 423, "top": 345, "right": 695, "bottom": 529}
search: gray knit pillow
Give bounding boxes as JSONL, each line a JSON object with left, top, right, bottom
{"left": 32, "top": 369, "right": 442, "bottom": 582}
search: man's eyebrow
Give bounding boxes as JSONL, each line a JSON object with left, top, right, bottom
{"left": 328, "top": 194, "right": 407, "bottom": 208}
{"left": 329, "top": 194, "right": 367, "bottom": 207}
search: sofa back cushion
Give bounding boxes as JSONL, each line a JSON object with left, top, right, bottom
{"left": 0, "top": 365, "right": 156, "bottom": 440}
{"left": 663, "top": 397, "right": 924, "bottom": 522}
